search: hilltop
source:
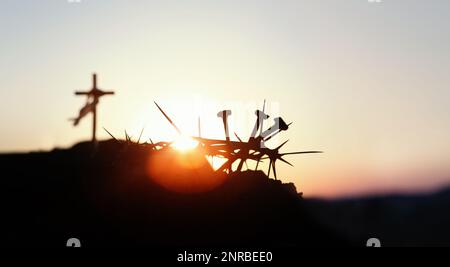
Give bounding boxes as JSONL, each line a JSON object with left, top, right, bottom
{"left": 0, "top": 140, "right": 344, "bottom": 247}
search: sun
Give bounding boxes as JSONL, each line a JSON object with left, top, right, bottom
{"left": 171, "top": 135, "right": 199, "bottom": 152}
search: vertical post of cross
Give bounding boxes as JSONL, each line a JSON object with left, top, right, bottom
{"left": 72, "top": 73, "right": 115, "bottom": 144}
{"left": 91, "top": 74, "right": 98, "bottom": 143}
{"left": 92, "top": 101, "right": 97, "bottom": 143}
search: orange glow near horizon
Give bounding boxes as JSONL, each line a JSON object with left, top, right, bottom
{"left": 147, "top": 147, "right": 228, "bottom": 194}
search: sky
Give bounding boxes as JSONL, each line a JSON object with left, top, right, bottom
{"left": 1, "top": 0, "right": 450, "bottom": 198}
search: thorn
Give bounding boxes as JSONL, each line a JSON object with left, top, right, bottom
{"left": 149, "top": 138, "right": 156, "bottom": 150}
{"left": 137, "top": 128, "right": 145, "bottom": 144}
{"left": 125, "top": 130, "right": 132, "bottom": 142}
{"left": 281, "top": 151, "right": 323, "bottom": 156}
{"left": 279, "top": 157, "right": 293, "bottom": 167}
{"left": 103, "top": 127, "right": 117, "bottom": 140}
{"left": 234, "top": 132, "right": 243, "bottom": 142}
{"left": 276, "top": 140, "right": 289, "bottom": 150}
{"left": 154, "top": 101, "right": 182, "bottom": 134}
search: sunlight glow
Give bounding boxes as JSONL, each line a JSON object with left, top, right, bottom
{"left": 171, "top": 135, "right": 199, "bottom": 152}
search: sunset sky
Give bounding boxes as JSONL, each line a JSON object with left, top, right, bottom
{"left": 1, "top": 0, "right": 450, "bottom": 198}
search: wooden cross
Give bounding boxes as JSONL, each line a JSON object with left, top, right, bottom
{"left": 73, "top": 73, "right": 114, "bottom": 143}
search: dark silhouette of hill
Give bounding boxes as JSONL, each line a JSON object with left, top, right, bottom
{"left": 305, "top": 188, "right": 450, "bottom": 246}
{"left": 0, "top": 140, "right": 344, "bottom": 247}
{"left": 1, "top": 140, "right": 449, "bottom": 247}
